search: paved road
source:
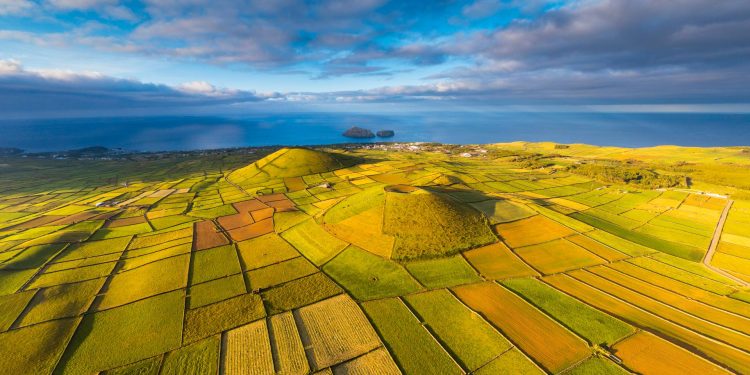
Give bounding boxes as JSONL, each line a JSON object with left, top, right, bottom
{"left": 702, "top": 199, "right": 749, "bottom": 287}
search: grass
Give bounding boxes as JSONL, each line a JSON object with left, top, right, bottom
{"left": 96, "top": 254, "right": 189, "bottom": 310}
{"left": 4, "top": 144, "right": 750, "bottom": 374}
{"left": 627, "top": 257, "right": 736, "bottom": 294}
{"left": 296, "top": 294, "right": 381, "bottom": 370}
{"left": 101, "top": 356, "right": 162, "bottom": 375}
{"left": 404, "top": 289, "right": 511, "bottom": 371}
{"left": 463, "top": 243, "right": 538, "bottom": 279}
{"left": 223, "top": 319, "right": 274, "bottom": 374}
{"left": 236, "top": 233, "right": 300, "bottom": 270}
{"left": 228, "top": 148, "right": 352, "bottom": 185}
{"left": 55, "top": 291, "right": 184, "bottom": 374}
{"left": 19, "top": 278, "right": 104, "bottom": 327}
{"left": 90, "top": 222, "right": 152, "bottom": 240}
{"left": 0, "top": 317, "right": 81, "bottom": 374}
{"left": 161, "top": 336, "right": 220, "bottom": 375}
{"left": 585, "top": 229, "right": 654, "bottom": 257}
{"left": 268, "top": 312, "right": 309, "bottom": 374}
{"left": 502, "top": 277, "right": 634, "bottom": 345}
{"left": 563, "top": 357, "right": 628, "bottom": 375}
{"left": 322, "top": 246, "right": 422, "bottom": 300}
{"left": 613, "top": 331, "right": 729, "bottom": 375}
{"left": 474, "top": 348, "right": 543, "bottom": 375}
{"left": 183, "top": 292, "right": 265, "bottom": 344}
{"left": 544, "top": 273, "right": 750, "bottom": 373}
{"left": 29, "top": 261, "right": 116, "bottom": 289}
{"left": 280, "top": 219, "right": 348, "bottom": 265}
{"left": 404, "top": 255, "right": 481, "bottom": 288}
{"left": 587, "top": 266, "right": 750, "bottom": 335}
{"left": 453, "top": 282, "right": 591, "bottom": 373}
{"left": 0, "top": 243, "right": 66, "bottom": 270}
{"left": 190, "top": 244, "right": 241, "bottom": 284}
{"left": 566, "top": 234, "right": 628, "bottom": 261}
{"left": 470, "top": 199, "right": 536, "bottom": 224}
{"left": 362, "top": 297, "right": 463, "bottom": 375}
{"left": 333, "top": 347, "right": 401, "bottom": 374}
{"left": 56, "top": 236, "right": 131, "bottom": 262}
{"left": 384, "top": 187, "right": 497, "bottom": 259}
{"left": 0, "top": 289, "right": 35, "bottom": 331}
{"left": 514, "top": 239, "right": 606, "bottom": 275}
{"left": 495, "top": 215, "right": 575, "bottom": 248}
{"left": 261, "top": 273, "right": 342, "bottom": 314}
{"left": 188, "top": 274, "right": 246, "bottom": 309}
{"left": 568, "top": 269, "right": 750, "bottom": 353}
{"left": 247, "top": 256, "right": 317, "bottom": 289}
{"left": 571, "top": 212, "right": 705, "bottom": 261}
{"left": 128, "top": 226, "right": 192, "bottom": 249}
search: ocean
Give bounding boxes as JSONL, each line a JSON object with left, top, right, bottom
{"left": 1, "top": 112, "right": 749, "bottom": 152}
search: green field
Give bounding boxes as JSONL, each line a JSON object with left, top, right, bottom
{"left": 0, "top": 143, "right": 746, "bottom": 374}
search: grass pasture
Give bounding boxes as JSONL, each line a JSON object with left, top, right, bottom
{"left": 2, "top": 144, "right": 750, "bottom": 374}
{"left": 453, "top": 282, "right": 591, "bottom": 373}
{"left": 463, "top": 242, "right": 539, "bottom": 279}
{"left": 362, "top": 297, "right": 463, "bottom": 375}
{"left": 295, "top": 294, "right": 381, "bottom": 370}
{"left": 268, "top": 312, "right": 310, "bottom": 375}
{"left": 502, "top": 278, "right": 634, "bottom": 345}
{"left": 0, "top": 317, "right": 81, "bottom": 374}
{"left": 405, "top": 289, "right": 512, "bottom": 371}
{"left": 55, "top": 291, "right": 185, "bottom": 374}
{"left": 514, "top": 239, "right": 605, "bottom": 275}
{"left": 161, "top": 336, "right": 220, "bottom": 375}
{"left": 261, "top": 272, "right": 342, "bottom": 314}
{"left": 223, "top": 320, "right": 274, "bottom": 375}
{"left": 281, "top": 219, "right": 348, "bottom": 265}
{"left": 495, "top": 215, "right": 575, "bottom": 248}
{"left": 404, "top": 254, "right": 481, "bottom": 288}
{"left": 323, "top": 246, "right": 421, "bottom": 300}
{"left": 613, "top": 331, "right": 730, "bottom": 375}
{"left": 544, "top": 273, "right": 750, "bottom": 373}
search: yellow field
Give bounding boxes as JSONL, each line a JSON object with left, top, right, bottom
{"left": 567, "top": 270, "right": 750, "bottom": 353}
{"left": 223, "top": 320, "right": 274, "bottom": 375}
{"left": 711, "top": 252, "right": 750, "bottom": 282}
{"left": 588, "top": 266, "right": 750, "bottom": 335}
{"left": 268, "top": 312, "right": 309, "bottom": 375}
{"left": 613, "top": 331, "right": 730, "bottom": 375}
{"left": 514, "top": 239, "right": 605, "bottom": 274}
{"left": 608, "top": 261, "right": 750, "bottom": 319}
{"left": 462, "top": 243, "right": 538, "bottom": 279}
{"left": 453, "top": 282, "right": 590, "bottom": 373}
{"left": 331, "top": 347, "right": 400, "bottom": 375}
{"left": 495, "top": 215, "right": 576, "bottom": 248}
{"left": 549, "top": 198, "right": 590, "bottom": 211}
{"left": 566, "top": 234, "right": 628, "bottom": 261}
{"left": 295, "top": 295, "right": 381, "bottom": 370}
{"left": 544, "top": 274, "right": 750, "bottom": 373}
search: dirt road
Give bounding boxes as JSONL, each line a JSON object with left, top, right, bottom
{"left": 702, "top": 199, "right": 748, "bottom": 287}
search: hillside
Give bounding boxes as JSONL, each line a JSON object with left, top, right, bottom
{"left": 0, "top": 143, "right": 748, "bottom": 374}
{"left": 227, "top": 147, "right": 357, "bottom": 186}
{"left": 323, "top": 185, "right": 496, "bottom": 259}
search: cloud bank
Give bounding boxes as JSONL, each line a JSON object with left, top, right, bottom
{"left": 0, "top": 0, "right": 749, "bottom": 116}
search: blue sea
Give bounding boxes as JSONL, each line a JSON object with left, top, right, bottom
{"left": 1, "top": 112, "right": 749, "bottom": 152}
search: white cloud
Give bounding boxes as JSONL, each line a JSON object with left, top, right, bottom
{"left": 0, "top": 0, "right": 33, "bottom": 15}
{"left": 0, "top": 58, "right": 22, "bottom": 74}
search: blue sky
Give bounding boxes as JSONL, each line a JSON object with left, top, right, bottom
{"left": 1, "top": 0, "right": 749, "bottom": 118}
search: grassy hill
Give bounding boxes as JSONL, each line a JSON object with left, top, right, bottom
{"left": 227, "top": 147, "right": 357, "bottom": 186}
{"left": 0, "top": 142, "right": 748, "bottom": 375}
{"left": 324, "top": 185, "right": 497, "bottom": 260}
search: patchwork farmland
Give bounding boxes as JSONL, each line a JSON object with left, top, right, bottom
{"left": 0, "top": 142, "right": 749, "bottom": 374}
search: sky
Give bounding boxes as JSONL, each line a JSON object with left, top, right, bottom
{"left": 1, "top": 0, "right": 750, "bottom": 118}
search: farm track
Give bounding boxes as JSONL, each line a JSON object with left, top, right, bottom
{"left": 702, "top": 200, "right": 748, "bottom": 287}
